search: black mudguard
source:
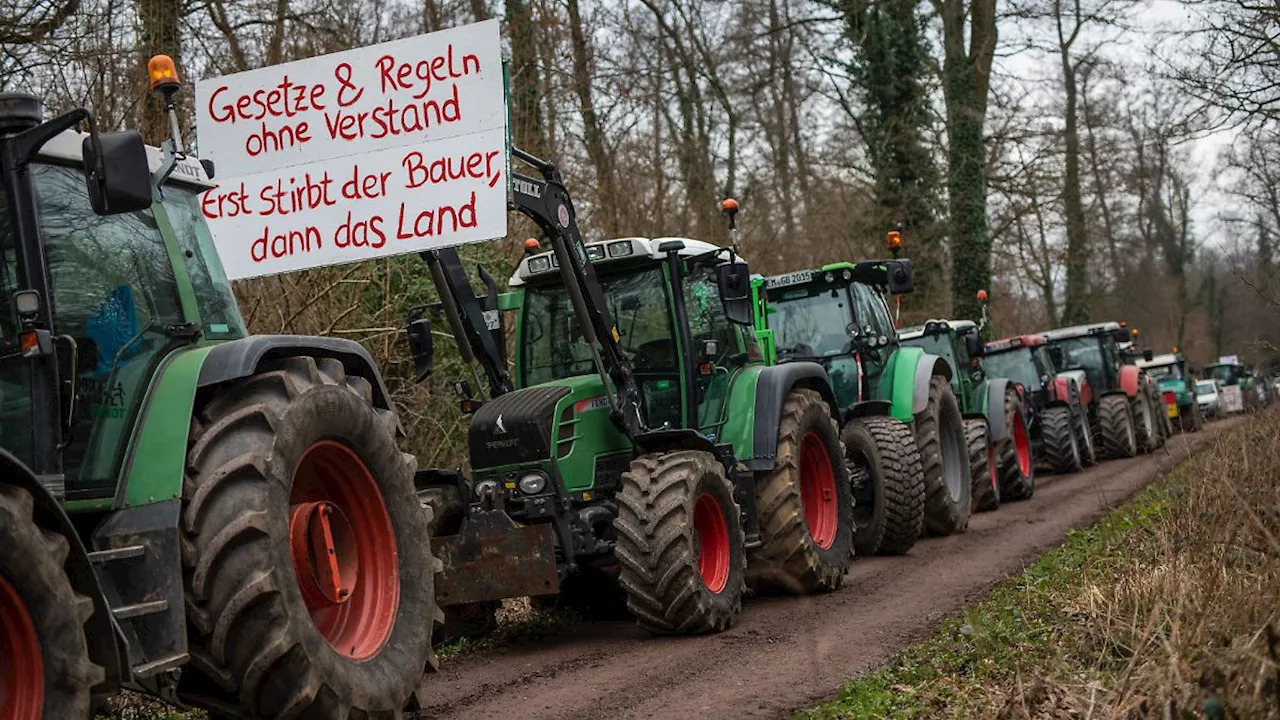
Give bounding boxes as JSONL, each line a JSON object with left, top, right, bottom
{"left": 749, "top": 362, "right": 838, "bottom": 473}
{"left": 911, "top": 353, "right": 952, "bottom": 416}
{"left": 983, "top": 377, "right": 1014, "bottom": 442}
{"left": 843, "top": 399, "right": 893, "bottom": 424}
{"left": 198, "top": 335, "right": 395, "bottom": 411}
{"left": 0, "top": 450, "right": 127, "bottom": 697}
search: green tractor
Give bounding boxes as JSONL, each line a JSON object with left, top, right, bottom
{"left": 1136, "top": 351, "right": 1203, "bottom": 432}
{"left": 1203, "top": 357, "right": 1260, "bottom": 413}
{"left": 757, "top": 237, "right": 970, "bottom": 553}
{"left": 0, "top": 72, "right": 438, "bottom": 718}
{"left": 897, "top": 316, "right": 1036, "bottom": 512}
{"left": 408, "top": 160, "right": 853, "bottom": 635}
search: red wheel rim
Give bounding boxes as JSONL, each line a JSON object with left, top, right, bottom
{"left": 0, "top": 573, "right": 43, "bottom": 720}
{"left": 290, "top": 441, "right": 398, "bottom": 660}
{"left": 799, "top": 432, "right": 838, "bottom": 549}
{"left": 694, "top": 493, "right": 730, "bottom": 593}
{"left": 1013, "top": 414, "right": 1032, "bottom": 477}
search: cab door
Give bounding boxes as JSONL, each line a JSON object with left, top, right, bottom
{"left": 849, "top": 283, "right": 896, "bottom": 403}
{"left": 680, "top": 264, "right": 745, "bottom": 440}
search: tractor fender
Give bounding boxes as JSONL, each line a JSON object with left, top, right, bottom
{"left": 1118, "top": 364, "right": 1143, "bottom": 399}
{"left": 198, "top": 335, "right": 395, "bottom": 412}
{"left": 747, "top": 361, "right": 838, "bottom": 472}
{"left": 0, "top": 450, "right": 127, "bottom": 696}
{"left": 982, "top": 377, "right": 1014, "bottom": 442}
{"left": 911, "top": 352, "right": 952, "bottom": 416}
{"left": 842, "top": 399, "right": 893, "bottom": 424}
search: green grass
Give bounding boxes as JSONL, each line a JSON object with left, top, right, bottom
{"left": 801, "top": 417, "right": 1280, "bottom": 719}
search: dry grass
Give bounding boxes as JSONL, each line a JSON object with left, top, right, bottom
{"left": 806, "top": 413, "right": 1280, "bottom": 719}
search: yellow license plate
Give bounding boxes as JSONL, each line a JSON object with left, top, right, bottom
{"left": 1166, "top": 405, "right": 1178, "bottom": 418}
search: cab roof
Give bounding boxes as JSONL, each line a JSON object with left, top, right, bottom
{"left": 36, "top": 129, "right": 214, "bottom": 188}
{"left": 897, "top": 319, "right": 976, "bottom": 341}
{"left": 1136, "top": 353, "right": 1180, "bottom": 368}
{"left": 1041, "top": 321, "right": 1123, "bottom": 341}
{"left": 509, "top": 236, "right": 740, "bottom": 286}
{"left": 985, "top": 334, "right": 1047, "bottom": 353}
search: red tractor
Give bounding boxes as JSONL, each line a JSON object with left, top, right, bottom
{"left": 1039, "top": 322, "right": 1164, "bottom": 459}
{"left": 982, "top": 334, "right": 1095, "bottom": 474}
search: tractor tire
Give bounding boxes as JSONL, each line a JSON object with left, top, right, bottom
{"left": 842, "top": 416, "right": 924, "bottom": 557}
{"left": 434, "top": 601, "right": 500, "bottom": 646}
{"left": 1040, "top": 406, "right": 1082, "bottom": 474}
{"left": 996, "top": 391, "right": 1036, "bottom": 501}
{"left": 915, "top": 376, "right": 971, "bottom": 536}
{"left": 966, "top": 419, "right": 1000, "bottom": 513}
{"left": 748, "top": 389, "right": 853, "bottom": 593}
{"left": 178, "top": 356, "right": 440, "bottom": 719}
{"left": 1099, "top": 393, "right": 1139, "bottom": 459}
{"left": 615, "top": 450, "right": 746, "bottom": 634}
{"left": 1131, "top": 387, "right": 1160, "bottom": 453}
{"left": 0, "top": 485, "right": 104, "bottom": 720}
{"left": 1180, "top": 403, "right": 1202, "bottom": 433}
{"left": 1075, "top": 406, "right": 1097, "bottom": 466}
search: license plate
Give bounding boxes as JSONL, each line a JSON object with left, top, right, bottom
{"left": 766, "top": 270, "right": 814, "bottom": 288}
{"left": 1166, "top": 404, "right": 1178, "bottom": 418}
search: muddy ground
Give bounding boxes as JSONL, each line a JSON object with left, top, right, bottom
{"left": 412, "top": 418, "right": 1240, "bottom": 720}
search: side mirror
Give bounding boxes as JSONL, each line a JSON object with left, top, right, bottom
{"left": 716, "top": 261, "right": 753, "bottom": 326}
{"left": 1142, "top": 348, "right": 1154, "bottom": 362}
{"left": 406, "top": 318, "right": 434, "bottom": 383}
{"left": 964, "top": 332, "right": 983, "bottom": 358}
{"left": 886, "top": 260, "right": 914, "bottom": 294}
{"left": 83, "top": 131, "right": 152, "bottom": 216}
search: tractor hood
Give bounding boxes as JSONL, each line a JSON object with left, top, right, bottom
{"left": 469, "top": 386, "right": 572, "bottom": 469}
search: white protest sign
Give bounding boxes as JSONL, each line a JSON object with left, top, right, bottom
{"left": 195, "top": 19, "right": 508, "bottom": 280}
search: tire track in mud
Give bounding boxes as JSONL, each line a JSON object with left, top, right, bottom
{"left": 414, "top": 419, "right": 1242, "bottom": 720}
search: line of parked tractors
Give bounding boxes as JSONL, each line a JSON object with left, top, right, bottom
{"left": 0, "top": 66, "right": 1271, "bottom": 720}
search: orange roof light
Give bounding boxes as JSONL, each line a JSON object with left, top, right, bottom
{"left": 976, "top": 289, "right": 988, "bottom": 303}
{"left": 720, "top": 198, "right": 739, "bottom": 214}
{"left": 886, "top": 230, "right": 902, "bottom": 250}
{"left": 148, "top": 54, "right": 180, "bottom": 92}
{"left": 523, "top": 238, "right": 540, "bottom": 253}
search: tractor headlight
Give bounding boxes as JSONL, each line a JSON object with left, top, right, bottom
{"left": 608, "top": 240, "right": 635, "bottom": 258}
{"left": 528, "top": 256, "right": 551, "bottom": 274}
{"left": 518, "top": 472, "right": 548, "bottom": 495}
{"left": 587, "top": 245, "right": 606, "bottom": 261}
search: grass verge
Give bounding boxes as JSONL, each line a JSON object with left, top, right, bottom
{"left": 802, "top": 415, "right": 1280, "bottom": 720}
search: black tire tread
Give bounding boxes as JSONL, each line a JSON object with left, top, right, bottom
{"left": 847, "top": 416, "right": 924, "bottom": 556}
{"left": 966, "top": 419, "right": 998, "bottom": 512}
{"left": 748, "top": 389, "right": 853, "bottom": 593}
{"left": 1099, "top": 393, "right": 1138, "bottom": 459}
{"left": 1041, "top": 405, "right": 1082, "bottom": 474}
{"left": 916, "top": 376, "right": 970, "bottom": 535}
{"left": 997, "top": 390, "right": 1035, "bottom": 501}
{"left": 614, "top": 450, "right": 745, "bottom": 635}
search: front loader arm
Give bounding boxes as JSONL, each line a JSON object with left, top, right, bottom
{"left": 509, "top": 146, "right": 645, "bottom": 437}
{"left": 421, "top": 247, "right": 513, "bottom": 398}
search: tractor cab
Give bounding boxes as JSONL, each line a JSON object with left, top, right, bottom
{"left": 982, "top": 335, "right": 1060, "bottom": 411}
{"left": 1040, "top": 321, "right": 1131, "bottom": 395}
{"left": 762, "top": 259, "right": 913, "bottom": 412}
{"left": 898, "top": 320, "right": 985, "bottom": 406}
{"left": 0, "top": 94, "right": 243, "bottom": 505}
{"left": 1137, "top": 352, "right": 1201, "bottom": 428}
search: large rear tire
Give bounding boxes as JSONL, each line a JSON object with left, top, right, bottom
{"left": 1131, "top": 385, "right": 1160, "bottom": 453}
{"left": 1041, "top": 405, "right": 1082, "bottom": 474}
{"left": 748, "top": 389, "right": 853, "bottom": 593}
{"left": 0, "top": 485, "right": 103, "bottom": 720}
{"left": 915, "top": 376, "right": 970, "bottom": 536}
{"left": 179, "top": 356, "right": 439, "bottom": 719}
{"left": 966, "top": 419, "right": 1000, "bottom": 513}
{"left": 997, "top": 391, "right": 1036, "bottom": 500}
{"left": 842, "top": 416, "right": 924, "bottom": 556}
{"left": 1099, "top": 394, "right": 1138, "bottom": 459}
{"left": 615, "top": 450, "right": 745, "bottom": 634}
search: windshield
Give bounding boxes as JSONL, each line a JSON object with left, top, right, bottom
{"left": 1208, "top": 365, "right": 1240, "bottom": 386}
{"left": 983, "top": 348, "right": 1043, "bottom": 390}
{"left": 901, "top": 332, "right": 955, "bottom": 366}
{"left": 160, "top": 184, "right": 246, "bottom": 339}
{"left": 522, "top": 267, "right": 673, "bottom": 386}
{"left": 1051, "top": 336, "right": 1108, "bottom": 390}
{"left": 1146, "top": 363, "right": 1182, "bottom": 382}
{"left": 1196, "top": 381, "right": 1217, "bottom": 394}
{"left": 770, "top": 284, "right": 853, "bottom": 358}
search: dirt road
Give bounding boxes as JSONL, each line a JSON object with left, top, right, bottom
{"left": 413, "top": 419, "right": 1240, "bottom": 720}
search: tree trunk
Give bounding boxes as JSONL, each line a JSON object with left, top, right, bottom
{"left": 567, "top": 0, "right": 619, "bottom": 235}
{"left": 505, "top": 0, "right": 546, "bottom": 157}
{"left": 1059, "top": 55, "right": 1090, "bottom": 324}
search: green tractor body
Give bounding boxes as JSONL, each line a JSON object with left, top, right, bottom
{"left": 415, "top": 175, "right": 855, "bottom": 635}
{"left": 757, "top": 259, "right": 973, "bottom": 550}
{"left": 2, "top": 93, "right": 436, "bottom": 718}
{"left": 1203, "top": 359, "right": 1259, "bottom": 412}
{"left": 898, "top": 320, "right": 1036, "bottom": 509}
{"left": 1136, "top": 352, "right": 1202, "bottom": 431}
